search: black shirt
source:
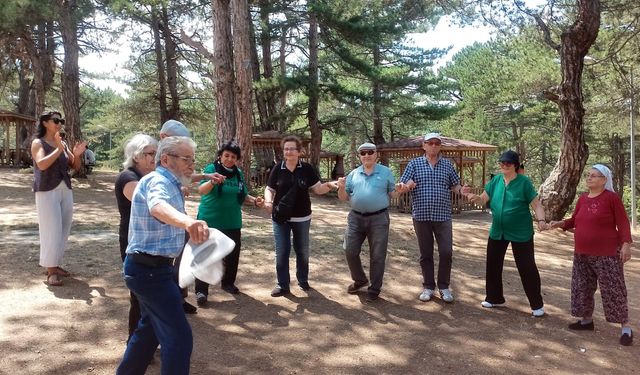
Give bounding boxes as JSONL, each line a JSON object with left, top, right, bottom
{"left": 115, "top": 167, "right": 144, "bottom": 260}
{"left": 267, "top": 161, "right": 320, "bottom": 218}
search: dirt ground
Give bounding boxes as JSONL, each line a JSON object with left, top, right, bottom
{"left": 0, "top": 169, "right": 639, "bottom": 375}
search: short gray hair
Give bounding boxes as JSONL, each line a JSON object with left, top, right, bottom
{"left": 156, "top": 136, "right": 197, "bottom": 165}
{"left": 122, "top": 134, "right": 158, "bottom": 169}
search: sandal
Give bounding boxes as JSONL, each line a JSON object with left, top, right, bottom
{"left": 47, "top": 273, "right": 63, "bottom": 286}
{"left": 56, "top": 267, "right": 71, "bottom": 277}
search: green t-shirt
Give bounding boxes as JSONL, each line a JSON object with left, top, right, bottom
{"left": 484, "top": 173, "right": 537, "bottom": 242}
{"left": 197, "top": 163, "right": 247, "bottom": 230}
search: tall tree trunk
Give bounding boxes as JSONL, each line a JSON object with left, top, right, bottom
{"left": 538, "top": 0, "right": 601, "bottom": 220}
{"left": 151, "top": 8, "right": 169, "bottom": 123}
{"left": 58, "top": 0, "right": 84, "bottom": 176}
{"left": 279, "top": 25, "right": 287, "bottom": 132}
{"left": 372, "top": 46, "right": 385, "bottom": 145}
{"left": 161, "top": 5, "right": 180, "bottom": 120}
{"left": 307, "top": 4, "right": 321, "bottom": 171}
{"left": 212, "top": 0, "right": 237, "bottom": 149}
{"left": 259, "top": 0, "right": 278, "bottom": 130}
{"left": 250, "top": 4, "right": 269, "bottom": 130}
{"left": 231, "top": 0, "right": 254, "bottom": 184}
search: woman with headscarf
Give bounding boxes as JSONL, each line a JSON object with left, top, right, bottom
{"left": 31, "top": 110, "right": 86, "bottom": 286}
{"left": 114, "top": 134, "right": 158, "bottom": 341}
{"left": 194, "top": 140, "right": 264, "bottom": 305}
{"left": 549, "top": 164, "right": 633, "bottom": 346}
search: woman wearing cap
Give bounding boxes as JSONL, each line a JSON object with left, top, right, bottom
{"left": 194, "top": 140, "right": 264, "bottom": 305}
{"left": 549, "top": 164, "right": 633, "bottom": 346}
{"left": 263, "top": 135, "right": 338, "bottom": 297}
{"left": 31, "top": 110, "right": 87, "bottom": 286}
{"left": 465, "top": 150, "right": 546, "bottom": 317}
{"left": 114, "top": 134, "right": 158, "bottom": 341}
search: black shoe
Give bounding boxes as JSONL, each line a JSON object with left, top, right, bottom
{"left": 366, "top": 292, "right": 379, "bottom": 302}
{"left": 568, "top": 320, "right": 594, "bottom": 331}
{"left": 270, "top": 285, "right": 290, "bottom": 297}
{"left": 620, "top": 330, "right": 633, "bottom": 346}
{"left": 221, "top": 284, "right": 240, "bottom": 294}
{"left": 196, "top": 292, "right": 208, "bottom": 307}
{"left": 183, "top": 301, "right": 197, "bottom": 314}
{"left": 298, "top": 282, "right": 311, "bottom": 291}
{"left": 347, "top": 280, "right": 368, "bottom": 294}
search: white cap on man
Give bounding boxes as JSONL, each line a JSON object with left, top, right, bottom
{"left": 357, "top": 142, "right": 377, "bottom": 152}
{"left": 424, "top": 132, "right": 442, "bottom": 142}
{"left": 160, "top": 119, "right": 190, "bottom": 137}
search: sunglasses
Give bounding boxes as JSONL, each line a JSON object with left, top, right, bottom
{"left": 51, "top": 118, "right": 65, "bottom": 125}
{"left": 499, "top": 161, "right": 514, "bottom": 166}
{"left": 359, "top": 150, "right": 375, "bottom": 156}
{"left": 424, "top": 141, "right": 441, "bottom": 146}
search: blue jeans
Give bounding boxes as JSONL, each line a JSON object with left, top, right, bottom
{"left": 117, "top": 256, "right": 193, "bottom": 375}
{"left": 272, "top": 219, "right": 311, "bottom": 288}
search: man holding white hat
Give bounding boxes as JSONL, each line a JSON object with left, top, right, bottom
{"left": 397, "top": 132, "right": 467, "bottom": 303}
{"left": 337, "top": 142, "right": 400, "bottom": 301}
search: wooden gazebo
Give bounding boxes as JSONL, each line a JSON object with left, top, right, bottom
{"left": 0, "top": 111, "right": 35, "bottom": 167}
{"left": 377, "top": 135, "right": 498, "bottom": 213}
{"left": 251, "top": 130, "right": 344, "bottom": 186}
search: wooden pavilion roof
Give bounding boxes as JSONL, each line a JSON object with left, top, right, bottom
{"left": 377, "top": 135, "right": 497, "bottom": 152}
{"left": 0, "top": 110, "right": 35, "bottom": 123}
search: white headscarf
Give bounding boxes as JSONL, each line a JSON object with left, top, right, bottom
{"left": 592, "top": 164, "right": 615, "bottom": 192}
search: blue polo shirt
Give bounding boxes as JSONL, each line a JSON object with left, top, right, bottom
{"left": 400, "top": 155, "right": 460, "bottom": 222}
{"left": 345, "top": 164, "right": 395, "bottom": 213}
{"left": 126, "top": 166, "right": 186, "bottom": 258}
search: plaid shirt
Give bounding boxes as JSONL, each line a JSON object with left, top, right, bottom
{"left": 126, "top": 166, "right": 186, "bottom": 258}
{"left": 400, "top": 155, "right": 460, "bottom": 222}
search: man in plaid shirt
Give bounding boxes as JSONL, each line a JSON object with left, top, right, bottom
{"left": 397, "top": 132, "right": 467, "bottom": 303}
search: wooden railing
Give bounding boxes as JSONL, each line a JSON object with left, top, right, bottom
{"left": 390, "top": 186, "right": 485, "bottom": 214}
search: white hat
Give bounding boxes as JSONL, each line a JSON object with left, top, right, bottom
{"left": 160, "top": 119, "right": 190, "bottom": 137}
{"left": 179, "top": 228, "right": 236, "bottom": 288}
{"left": 357, "top": 142, "right": 377, "bottom": 152}
{"left": 424, "top": 132, "right": 442, "bottom": 141}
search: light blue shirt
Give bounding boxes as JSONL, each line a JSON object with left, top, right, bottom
{"left": 126, "top": 166, "right": 186, "bottom": 258}
{"left": 345, "top": 164, "right": 395, "bottom": 213}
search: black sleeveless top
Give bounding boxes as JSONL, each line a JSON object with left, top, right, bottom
{"left": 32, "top": 139, "right": 72, "bottom": 192}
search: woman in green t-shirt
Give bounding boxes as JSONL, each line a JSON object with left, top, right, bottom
{"left": 194, "top": 140, "right": 264, "bottom": 306}
{"left": 465, "top": 150, "right": 548, "bottom": 317}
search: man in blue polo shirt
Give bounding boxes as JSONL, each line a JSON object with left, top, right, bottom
{"left": 117, "top": 136, "right": 210, "bottom": 375}
{"left": 397, "top": 132, "right": 466, "bottom": 304}
{"left": 337, "top": 142, "right": 399, "bottom": 301}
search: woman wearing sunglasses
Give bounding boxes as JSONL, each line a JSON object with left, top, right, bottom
{"left": 465, "top": 150, "right": 547, "bottom": 317}
{"left": 549, "top": 164, "right": 633, "bottom": 346}
{"left": 30, "top": 110, "right": 87, "bottom": 286}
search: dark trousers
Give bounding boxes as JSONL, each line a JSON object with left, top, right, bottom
{"left": 120, "top": 236, "right": 140, "bottom": 342}
{"left": 485, "top": 237, "right": 543, "bottom": 310}
{"left": 413, "top": 219, "right": 453, "bottom": 290}
{"left": 344, "top": 211, "right": 390, "bottom": 295}
{"left": 195, "top": 229, "right": 242, "bottom": 295}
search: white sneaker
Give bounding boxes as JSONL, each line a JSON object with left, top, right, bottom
{"left": 419, "top": 288, "right": 434, "bottom": 302}
{"left": 439, "top": 289, "right": 454, "bottom": 303}
{"left": 532, "top": 307, "right": 545, "bottom": 317}
{"left": 481, "top": 301, "right": 505, "bottom": 308}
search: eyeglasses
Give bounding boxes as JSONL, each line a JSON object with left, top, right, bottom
{"left": 143, "top": 151, "right": 157, "bottom": 158}
{"left": 359, "top": 150, "right": 375, "bottom": 156}
{"left": 584, "top": 173, "right": 605, "bottom": 179}
{"left": 283, "top": 147, "right": 298, "bottom": 152}
{"left": 424, "top": 141, "right": 441, "bottom": 146}
{"left": 167, "top": 153, "right": 195, "bottom": 165}
{"left": 51, "top": 118, "right": 65, "bottom": 125}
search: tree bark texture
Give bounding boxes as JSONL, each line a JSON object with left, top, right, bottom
{"left": 231, "top": 0, "right": 255, "bottom": 184}
{"left": 538, "top": 0, "right": 601, "bottom": 220}
{"left": 372, "top": 46, "right": 385, "bottom": 145}
{"left": 161, "top": 5, "right": 181, "bottom": 121}
{"left": 151, "top": 8, "right": 169, "bottom": 123}
{"left": 212, "top": 0, "right": 237, "bottom": 149}
{"left": 250, "top": 7, "right": 269, "bottom": 130}
{"left": 307, "top": 5, "right": 321, "bottom": 171}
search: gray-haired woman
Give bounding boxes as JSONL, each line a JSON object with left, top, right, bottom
{"left": 114, "top": 133, "right": 158, "bottom": 342}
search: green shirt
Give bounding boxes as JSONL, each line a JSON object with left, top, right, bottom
{"left": 484, "top": 173, "right": 537, "bottom": 242}
{"left": 197, "top": 163, "right": 247, "bottom": 230}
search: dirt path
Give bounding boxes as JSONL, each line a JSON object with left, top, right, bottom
{"left": 0, "top": 169, "right": 638, "bottom": 374}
